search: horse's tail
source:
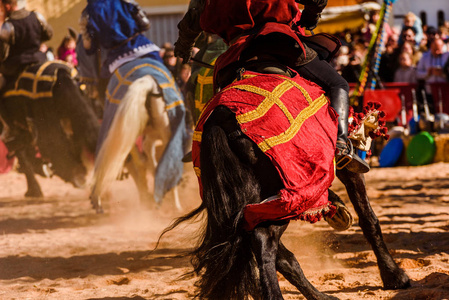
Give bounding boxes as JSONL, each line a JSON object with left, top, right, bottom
{"left": 90, "top": 76, "right": 153, "bottom": 199}
{"left": 194, "top": 121, "right": 261, "bottom": 299}
{"left": 53, "top": 68, "right": 100, "bottom": 154}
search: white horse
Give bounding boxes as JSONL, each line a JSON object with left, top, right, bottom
{"left": 79, "top": 48, "right": 188, "bottom": 213}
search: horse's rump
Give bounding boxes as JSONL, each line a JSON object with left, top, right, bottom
{"left": 3, "top": 60, "right": 76, "bottom": 100}
{"left": 194, "top": 71, "right": 339, "bottom": 230}
{"left": 97, "top": 57, "right": 188, "bottom": 203}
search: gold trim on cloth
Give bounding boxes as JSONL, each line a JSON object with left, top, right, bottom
{"left": 194, "top": 167, "right": 201, "bottom": 177}
{"left": 231, "top": 81, "right": 295, "bottom": 124}
{"left": 166, "top": 100, "right": 184, "bottom": 111}
{"left": 224, "top": 75, "right": 328, "bottom": 153}
{"left": 192, "top": 131, "right": 202, "bottom": 142}
{"left": 257, "top": 94, "right": 327, "bottom": 152}
{"left": 3, "top": 60, "right": 73, "bottom": 99}
{"left": 194, "top": 59, "right": 216, "bottom": 116}
{"left": 106, "top": 63, "right": 182, "bottom": 108}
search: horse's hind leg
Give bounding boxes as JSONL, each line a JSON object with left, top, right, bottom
{"left": 125, "top": 148, "right": 152, "bottom": 209}
{"left": 15, "top": 150, "right": 43, "bottom": 198}
{"left": 251, "top": 223, "right": 287, "bottom": 299}
{"left": 276, "top": 242, "right": 338, "bottom": 300}
{"left": 336, "top": 168, "right": 410, "bottom": 289}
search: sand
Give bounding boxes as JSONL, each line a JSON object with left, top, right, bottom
{"left": 0, "top": 162, "right": 448, "bottom": 299}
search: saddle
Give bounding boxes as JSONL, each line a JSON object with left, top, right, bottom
{"left": 3, "top": 60, "right": 76, "bottom": 100}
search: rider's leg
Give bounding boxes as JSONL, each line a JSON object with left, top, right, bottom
{"left": 295, "top": 56, "right": 370, "bottom": 173}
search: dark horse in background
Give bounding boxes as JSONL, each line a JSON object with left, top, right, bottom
{"left": 159, "top": 70, "right": 410, "bottom": 299}
{"left": 0, "top": 60, "right": 99, "bottom": 197}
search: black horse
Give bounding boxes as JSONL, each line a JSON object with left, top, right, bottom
{"left": 0, "top": 61, "right": 99, "bottom": 197}
{"left": 159, "top": 71, "right": 410, "bottom": 299}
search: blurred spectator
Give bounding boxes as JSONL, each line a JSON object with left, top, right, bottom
{"left": 40, "top": 43, "right": 54, "bottom": 61}
{"left": 332, "top": 45, "right": 349, "bottom": 74}
{"left": 417, "top": 38, "right": 449, "bottom": 92}
{"left": 176, "top": 63, "right": 191, "bottom": 98}
{"left": 402, "top": 40, "right": 422, "bottom": 66}
{"left": 384, "top": 34, "right": 398, "bottom": 55}
{"left": 394, "top": 52, "right": 417, "bottom": 83}
{"left": 399, "top": 26, "right": 418, "bottom": 47}
{"left": 379, "top": 35, "right": 401, "bottom": 82}
{"left": 425, "top": 26, "right": 447, "bottom": 51}
{"left": 159, "top": 42, "right": 173, "bottom": 59}
{"left": 383, "top": 41, "right": 422, "bottom": 82}
{"left": 341, "top": 53, "right": 362, "bottom": 83}
{"left": 57, "top": 35, "right": 78, "bottom": 67}
{"left": 418, "top": 32, "right": 428, "bottom": 52}
{"left": 363, "top": 9, "right": 393, "bottom": 46}
{"left": 417, "top": 37, "right": 449, "bottom": 113}
{"left": 399, "top": 12, "right": 423, "bottom": 46}
{"left": 162, "top": 48, "right": 177, "bottom": 76}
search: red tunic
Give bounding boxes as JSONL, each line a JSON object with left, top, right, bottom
{"left": 192, "top": 71, "right": 338, "bottom": 231}
{"left": 199, "top": 0, "right": 306, "bottom": 90}
{"left": 200, "top": 0, "right": 301, "bottom": 44}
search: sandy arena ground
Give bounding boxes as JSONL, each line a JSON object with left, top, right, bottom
{"left": 0, "top": 161, "right": 448, "bottom": 299}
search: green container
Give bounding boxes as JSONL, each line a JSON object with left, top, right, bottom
{"left": 406, "top": 131, "right": 436, "bottom": 166}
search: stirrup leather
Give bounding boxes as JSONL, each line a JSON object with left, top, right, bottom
{"left": 335, "top": 140, "right": 353, "bottom": 170}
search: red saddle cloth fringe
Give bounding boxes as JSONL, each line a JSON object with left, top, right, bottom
{"left": 192, "top": 71, "right": 338, "bottom": 231}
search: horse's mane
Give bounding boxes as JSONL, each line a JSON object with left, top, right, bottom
{"left": 157, "top": 107, "right": 263, "bottom": 299}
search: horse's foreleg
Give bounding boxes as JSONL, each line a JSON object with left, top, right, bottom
{"left": 16, "top": 150, "right": 43, "bottom": 198}
{"left": 149, "top": 139, "right": 163, "bottom": 170}
{"left": 126, "top": 148, "right": 152, "bottom": 208}
{"left": 172, "top": 186, "right": 182, "bottom": 211}
{"left": 276, "top": 242, "right": 338, "bottom": 300}
{"left": 89, "top": 190, "right": 104, "bottom": 214}
{"left": 251, "top": 223, "right": 286, "bottom": 299}
{"left": 336, "top": 169, "right": 410, "bottom": 289}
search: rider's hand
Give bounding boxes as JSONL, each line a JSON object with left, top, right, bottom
{"left": 174, "top": 39, "right": 193, "bottom": 63}
{"left": 297, "top": 12, "right": 320, "bottom": 31}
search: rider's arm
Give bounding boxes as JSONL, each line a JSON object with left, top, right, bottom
{"left": 0, "top": 22, "right": 14, "bottom": 63}
{"left": 296, "top": 0, "right": 327, "bottom": 30}
{"left": 174, "top": 0, "right": 205, "bottom": 62}
{"left": 122, "top": 0, "right": 151, "bottom": 32}
{"left": 79, "top": 9, "right": 98, "bottom": 55}
{"left": 35, "top": 11, "right": 53, "bottom": 42}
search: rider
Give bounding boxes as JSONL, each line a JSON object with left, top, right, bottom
{"left": 0, "top": 0, "right": 53, "bottom": 154}
{"left": 79, "top": 0, "right": 161, "bottom": 80}
{"left": 174, "top": 0, "right": 369, "bottom": 173}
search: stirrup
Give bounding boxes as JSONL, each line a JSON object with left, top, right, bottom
{"left": 182, "top": 151, "right": 192, "bottom": 163}
{"left": 336, "top": 140, "right": 370, "bottom": 173}
{"left": 336, "top": 140, "right": 353, "bottom": 170}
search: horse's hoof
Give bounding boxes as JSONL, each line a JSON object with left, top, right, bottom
{"left": 25, "top": 189, "right": 43, "bottom": 198}
{"left": 95, "top": 206, "right": 104, "bottom": 214}
{"left": 325, "top": 195, "right": 353, "bottom": 231}
{"left": 71, "top": 173, "right": 86, "bottom": 188}
{"left": 383, "top": 274, "right": 411, "bottom": 290}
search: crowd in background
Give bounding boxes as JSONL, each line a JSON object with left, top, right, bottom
{"left": 156, "top": 11, "right": 449, "bottom": 104}
{"left": 332, "top": 11, "right": 449, "bottom": 89}
{"left": 41, "top": 11, "right": 449, "bottom": 106}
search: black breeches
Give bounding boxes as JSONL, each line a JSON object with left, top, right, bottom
{"left": 295, "top": 56, "right": 349, "bottom": 95}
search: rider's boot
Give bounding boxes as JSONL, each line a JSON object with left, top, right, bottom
{"left": 332, "top": 88, "right": 370, "bottom": 173}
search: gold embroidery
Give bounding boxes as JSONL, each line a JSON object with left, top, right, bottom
{"left": 165, "top": 100, "right": 184, "bottom": 110}
{"left": 194, "top": 167, "right": 201, "bottom": 177}
{"left": 193, "top": 131, "right": 202, "bottom": 142}
{"left": 257, "top": 95, "right": 327, "bottom": 152}
{"left": 107, "top": 62, "right": 182, "bottom": 104}
{"left": 3, "top": 90, "right": 53, "bottom": 98}
{"left": 32, "top": 60, "right": 54, "bottom": 93}
{"left": 230, "top": 81, "right": 294, "bottom": 124}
